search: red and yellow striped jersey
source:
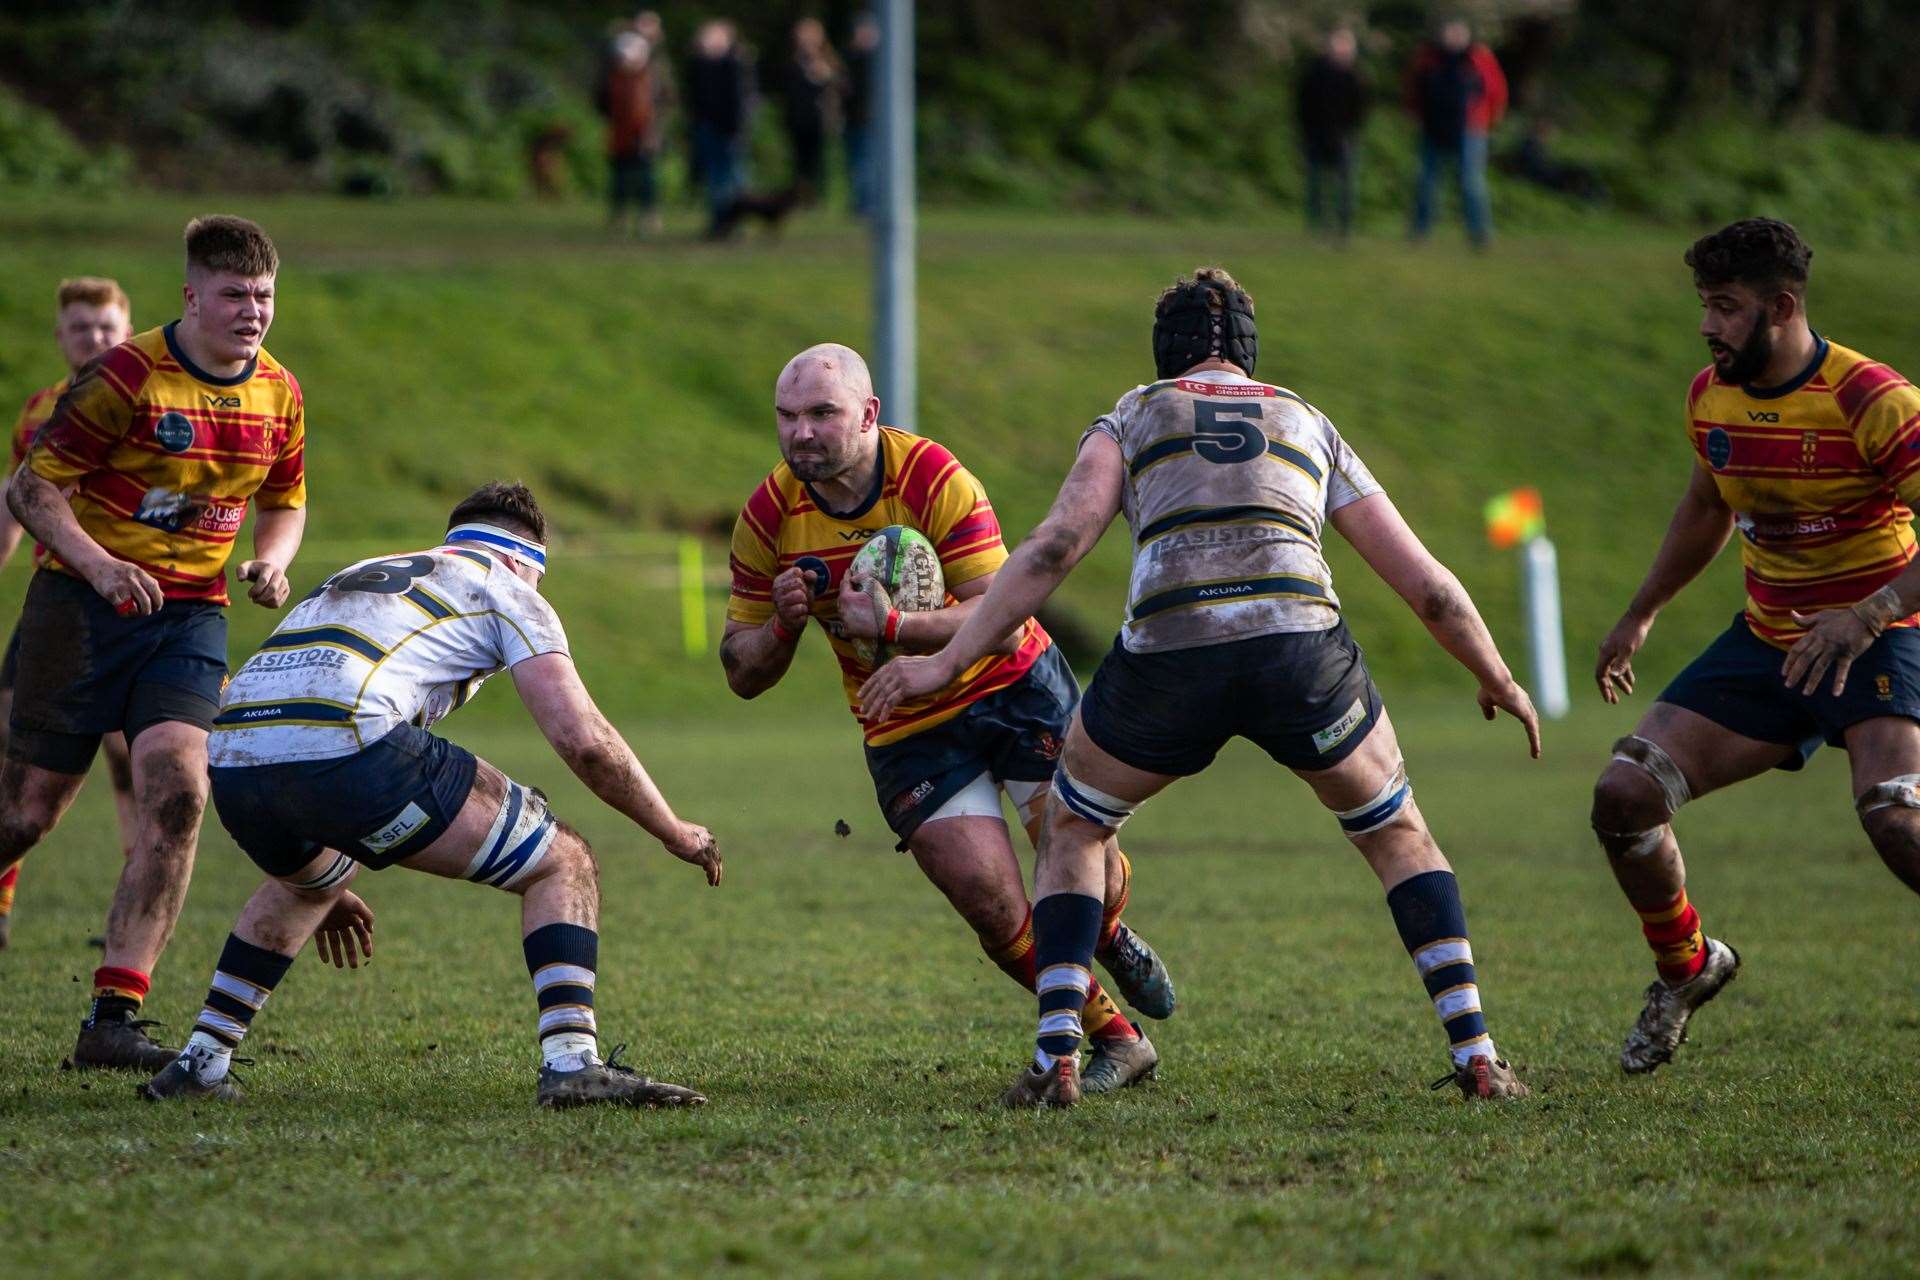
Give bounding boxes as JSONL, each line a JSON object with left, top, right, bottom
{"left": 11, "top": 377, "right": 65, "bottom": 470}
{"left": 727, "top": 426, "right": 1050, "bottom": 745}
{"left": 9, "top": 377, "right": 68, "bottom": 567}
{"left": 1688, "top": 337, "right": 1920, "bottom": 647}
{"left": 24, "top": 324, "right": 306, "bottom": 605}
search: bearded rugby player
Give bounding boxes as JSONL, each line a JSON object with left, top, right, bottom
{"left": 1592, "top": 219, "right": 1920, "bottom": 1074}
{"left": 2, "top": 217, "right": 307, "bottom": 1071}
{"left": 0, "top": 277, "right": 139, "bottom": 948}
{"left": 721, "top": 343, "right": 1173, "bottom": 1094}
{"left": 864, "top": 270, "right": 1540, "bottom": 1106}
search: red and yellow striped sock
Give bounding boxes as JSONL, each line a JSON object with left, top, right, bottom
{"left": 1098, "top": 848, "right": 1132, "bottom": 950}
{"left": 88, "top": 965, "right": 150, "bottom": 1026}
{"left": 1638, "top": 889, "right": 1707, "bottom": 985}
{"left": 0, "top": 864, "right": 17, "bottom": 917}
{"left": 984, "top": 909, "right": 1139, "bottom": 1042}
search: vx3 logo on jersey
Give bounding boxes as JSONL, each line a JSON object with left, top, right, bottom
{"left": 1747, "top": 411, "right": 1780, "bottom": 423}
{"left": 203, "top": 394, "right": 242, "bottom": 410}
{"left": 837, "top": 528, "right": 877, "bottom": 541}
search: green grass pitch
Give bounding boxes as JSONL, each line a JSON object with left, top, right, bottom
{"left": 0, "top": 198, "right": 1916, "bottom": 1275}
{"left": 3, "top": 699, "right": 1916, "bottom": 1277}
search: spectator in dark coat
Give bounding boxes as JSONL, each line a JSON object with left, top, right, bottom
{"left": 603, "top": 31, "right": 664, "bottom": 235}
{"left": 782, "top": 17, "right": 845, "bottom": 206}
{"left": 1403, "top": 17, "right": 1508, "bottom": 247}
{"left": 687, "top": 20, "right": 756, "bottom": 238}
{"left": 1296, "top": 25, "right": 1369, "bottom": 239}
{"left": 843, "top": 12, "right": 880, "bottom": 219}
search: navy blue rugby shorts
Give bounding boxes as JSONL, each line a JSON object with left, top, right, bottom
{"left": 1657, "top": 612, "right": 1920, "bottom": 769}
{"left": 1079, "top": 622, "right": 1383, "bottom": 777}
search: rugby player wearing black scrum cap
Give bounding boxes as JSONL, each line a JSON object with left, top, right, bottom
{"left": 864, "top": 267, "right": 1541, "bottom": 1106}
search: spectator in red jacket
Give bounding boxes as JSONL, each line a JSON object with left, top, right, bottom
{"left": 1404, "top": 18, "right": 1507, "bottom": 247}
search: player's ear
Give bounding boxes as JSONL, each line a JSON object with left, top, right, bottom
{"left": 863, "top": 395, "right": 881, "bottom": 430}
{"left": 1768, "top": 288, "right": 1799, "bottom": 326}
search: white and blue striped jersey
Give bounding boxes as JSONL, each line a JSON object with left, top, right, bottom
{"left": 208, "top": 543, "right": 569, "bottom": 767}
{"left": 1083, "top": 370, "right": 1382, "bottom": 654}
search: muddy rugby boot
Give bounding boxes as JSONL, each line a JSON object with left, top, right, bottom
{"left": 1621, "top": 936, "right": 1741, "bottom": 1075}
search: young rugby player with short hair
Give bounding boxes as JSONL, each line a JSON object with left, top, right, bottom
{"left": 863, "top": 269, "right": 1540, "bottom": 1106}
{"left": 721, "top": 343, "right": 1174, "bottom": 1095}
{"left": 141, "top": 483, "right": 720, "bottom": 1108}
{"left": 0, "top": 277, "right": 139, "bottom": 948}
{"left": 2, "top": 216, "right": 307, "bottom": 1071}
{"left": 1591, "top": 218, "right": 1920, "bottom": 1074}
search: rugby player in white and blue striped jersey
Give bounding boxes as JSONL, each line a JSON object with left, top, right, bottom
{"left": 863, "top": 268, "right": 1541, "bottom": 1107}
{"left": 140, "top": 482, "right": 722, "bottom": 1109}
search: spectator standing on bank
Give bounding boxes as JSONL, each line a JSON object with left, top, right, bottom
{"left": 1296, "top": 24, "right": 1369, "bottom": 240}
{"left": 1403, "top": 17, "right": 1507, "bottom": 247}
{"left": 688, "top": 19, "right": 756, "bottom": 239}
{"left": 783, "top": 17, "right": 846, "bottom": 205}
{"left": 604, "top": 31, "right": 663, "bottom": 236}
{"left": 843, "top": 12, "right": 880, "bottom": 219}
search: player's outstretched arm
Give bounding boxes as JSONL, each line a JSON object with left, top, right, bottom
{"left": 860, "top": 434, "right": 1125, "bottom": 723}
{"left": 1595, "top": 463, "right": 1733, "bottom": 703}
{"left": 237, "top": 505, "right": 306, "bottom": 609}
{"left": 6, "top": 467, "right": 162, "bottom": 614}
{"left": 512, "top": 652, "right": 722, "bottom": 885}
{"left": 1331, "top": 492, "right": 1542, "bottom": 758}
{"left": 720, "top": 567, "right": 817, "bottom": 699}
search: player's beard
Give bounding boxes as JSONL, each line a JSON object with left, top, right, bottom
{"left": 783, "top": 439, "right": 854, "bottom": 483}
{"left": 1709, "top": 308, "right": 1774, "bottom": 385}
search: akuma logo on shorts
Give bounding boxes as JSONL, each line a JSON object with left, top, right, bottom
{"left": 888, "top": 779, "right": 936, "bottom": 818}
{"left": 154, "top": 412, "right": 196, "bottom": 453}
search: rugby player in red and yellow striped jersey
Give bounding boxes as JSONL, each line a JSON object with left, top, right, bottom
{"left": 1593, "top": 218, "right": 1920, "bottom": 1076}
{"left": 0, "top": 217, "right": 310, "bottom": 1073}
{"left": 0, "top": 277, "right": 141, "bottom": 949}
{"left": 722, "top": 343, "right": 1173, "bottom": 1094}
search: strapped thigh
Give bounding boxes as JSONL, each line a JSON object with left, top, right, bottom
{"left": 288, "top": 850, "right": 356, "bottom": 891}
{"left": 461, "top": 779, "right": 557, "bottom": 890}
{"left": 1857, "top": 773, "right": 1920, "bottom": 819}
{"left": 1335, "top": 761, "right": 1413, "bottom": 837}
{"left": 1051, "top": 764, "right": 1138, "bottom": 831}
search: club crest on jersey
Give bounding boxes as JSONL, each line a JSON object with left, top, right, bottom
{"left": 154, "top": 411, "right": 196, "bottom": 453}
{"left": 1800, "top": 430, "right": 1819, "bottom": 473}
{"left": 1705, "top": 427, "right": 1732, "bottom": 470}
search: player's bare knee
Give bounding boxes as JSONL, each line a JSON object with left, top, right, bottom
{"left": 517, "top": 820, "right": 595, "bottom": 896}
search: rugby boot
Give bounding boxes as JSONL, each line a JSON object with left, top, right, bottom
{"left": 1096, "top": 922, "right": 1176, "bottom": 1020}
{"left": 139, "top": 1045, "right": 243, "bottom": 1102}
{"left": 537, "top": 1045, "right": 706, "bottom": 1109}
{"left": 71, "top": 1016, "right": 176, "bottom": 1073}
{"left": 1439, "top": 1054, "right": 1530, "bottom": 1100}
{"left": 1081, "top": 1031, "right": 1158, "bottom": 1095}
{"left": 1621, "top": 936, "right": 1740, "bottom": 1075}
{"left": 1001, "top": 1055, "right": 1081, "bottom": 1109}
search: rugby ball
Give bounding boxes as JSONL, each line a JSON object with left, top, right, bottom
{"left": 846, "top": 525, "right": 944, "bottom": 667}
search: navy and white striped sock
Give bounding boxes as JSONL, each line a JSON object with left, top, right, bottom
{"left": 1385, "top": 869, "right": 1497, "bottom": 1067}
{"left": 524, "top": 922, "right": 599, "bottom": 1071}
{"left": 182, "top": 933, "right": 295, "bottom": 1083}
{"left": 1031, "top": 893, "right": 1104, "bottom": 1070}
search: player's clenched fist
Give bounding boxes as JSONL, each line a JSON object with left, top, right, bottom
{"left": 238, "top": 558, "right": 292, "bottom": 608}
{"left": 664, "top": 820, "right": 723, "bottom": 886}
{"left": 85, "top": 557, "right": 165, "bottom": 616}
{"left": 771, "top": 566, "right": 817, "bottom": 637}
